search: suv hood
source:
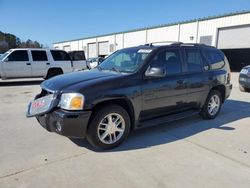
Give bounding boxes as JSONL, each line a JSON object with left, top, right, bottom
{"left": 41, "top": 70, "right": 120, "bottom": 92}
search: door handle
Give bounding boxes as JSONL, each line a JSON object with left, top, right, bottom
{"left": 46, "top": 62, "right": 50, "bottom": 65}
{"left": 26, "top": 63, "right": 31, "bottom": 65}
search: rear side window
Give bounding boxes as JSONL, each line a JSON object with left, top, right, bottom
{"left": 31, "top": 50, "right": 48, "bottom": 61}
{"left": 203, "top": 48, "right": 225, "bottom": 69}
{"left": 8, "top": 50, "right": 28, "bottom": 61}
{"left": 51, "top": 50, "right": 71, "bottom": 61}
{"left": 151, "top": 49, "right": 182, "bottom": 75}
{"left": 69, "top": 51, "right": 86, "bottom": 61}
{"left": 185, "top": 48, "right": 203, "bottom": 72}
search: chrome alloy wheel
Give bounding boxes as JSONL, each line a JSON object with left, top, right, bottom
{"left": 97, "top": 113, "right": 125, "bottom": 144}
{"left": 208, "top": 94, "right": 220, "bottom": 116}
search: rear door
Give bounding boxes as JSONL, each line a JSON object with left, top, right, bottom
{"left": 31, "top": 50, "right": 49, "bottom": 77}
{"left": 2, "top": 50, "right": 31, "bottom": 78}
{"left": 50, "top": 50, "right": 72, "bottom": 73}
{"left": 70, "top": 51, "right": 87, "bottom": 70}
{"left": 182, "top": 46, "right": 210, "bottom": 108}
{"left": 141, "top": 47, "right": 188, "bottom": 121}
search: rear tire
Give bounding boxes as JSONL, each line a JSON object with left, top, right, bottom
{"left": 45, "top": 69, "right": 63, "bottom": 79}
{"left": 87, "top": 105, "right": 131, "bottom": 150}
{"left": 200, "top": 90, "right": 222, "bottom": 120}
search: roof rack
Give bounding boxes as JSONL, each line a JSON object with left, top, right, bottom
{"left": 145, "top": 41, "right": 183, "bottom": 47}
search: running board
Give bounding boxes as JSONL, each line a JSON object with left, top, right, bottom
{"left": 137, "top": 110, "right": 199, "bottom": 129}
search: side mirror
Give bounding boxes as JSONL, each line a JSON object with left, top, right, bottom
{"left": 4, "top": 57, "right": 9, "bottom": 62}
{"left": 145, "top": 66, "right": 166, "bottom": 78}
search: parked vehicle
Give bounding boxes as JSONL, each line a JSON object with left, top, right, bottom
{"left": 0, "top": 48, "right": 81, "bottom": 80}
{"left": 68, "top": 51, "right": 87, "bottom": 71}
{"left": 239, "top": 65, "right": 250, "bottom": 92}
{"left": 87, "top": 57, "right": 104, "bottom": 69}
{"left": 27, "top": 43, "right": 232, "bottom": 149}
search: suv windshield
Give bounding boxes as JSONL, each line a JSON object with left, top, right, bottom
{"left": 99, "top": 48, "right": 152, "bottom": 73}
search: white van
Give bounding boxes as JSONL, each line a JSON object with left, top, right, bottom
{"left": 0, "top": 48, "right": 86, "bottom": 80}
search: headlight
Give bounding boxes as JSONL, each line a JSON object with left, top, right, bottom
{"left": 58, "top": 93, "right": 84, "bottom": 110}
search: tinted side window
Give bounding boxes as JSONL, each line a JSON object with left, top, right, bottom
{"left": 51, "top": 50, "right": 70, "bottom": 61}
{"left": 185, "top": 49, "right": 203, "bottom": 72}
{"left": 203, "top": 49, "right": 225, "bottom": 69}
{"left": 151, "top": 49, "right": 182, "bottom": 75}
{"left": 70, "top": 51, "right": 86, "bottom": 61}
{"left": 31, "top": 51, "right": 48, "bottom": 61}
{"left": 8, "top": 50, "right": 28, "bottom": 61}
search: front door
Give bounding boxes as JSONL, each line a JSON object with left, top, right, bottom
{"left": 141, "top": 48, "right": 188, "bottom": 121}
{"left": 2, "top": 50, "right": 31, "bottom": 78}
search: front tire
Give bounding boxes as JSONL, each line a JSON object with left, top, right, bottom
{"left": 87, "top": 105, "right": 131, "bottom": 150}
{"left": 200, "top": 90, "right": 222, "bottom": 119}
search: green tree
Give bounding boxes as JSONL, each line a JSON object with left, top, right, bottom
{"left": 0, "top": 31, "right": 44, "bottom": 53}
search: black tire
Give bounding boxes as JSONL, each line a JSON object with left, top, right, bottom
{"left": 46, "top": 69, "right": 63, "bottom": 79}
{"left": 200, "top": 90, "right": 222, "bottom": 120}
{"left": 87, "top": 105, "right": 131, "bottom": 150}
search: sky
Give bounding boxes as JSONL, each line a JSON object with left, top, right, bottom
{"left": 0, "top": 0, "right": 250, "bottom": 47}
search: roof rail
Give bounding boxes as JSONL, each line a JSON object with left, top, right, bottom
{"left": 145, "top": 41, "right": 183, "bottom": 47}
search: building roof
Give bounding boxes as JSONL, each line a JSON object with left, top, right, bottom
{"left": 53, "top": 10, "right": 250, "bottom": 44}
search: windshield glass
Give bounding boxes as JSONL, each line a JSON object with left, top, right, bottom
{"left": 0, "top": 50, "right": 12, "bottom": 61}
{"left": 99, "top": 48, "right": 152, "bottom": 73}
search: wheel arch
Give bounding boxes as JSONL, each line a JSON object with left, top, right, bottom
{"left": 44, "top": 67, "right": 63, "bottom": 79}
{"left": 210, "top": 85, "right": 226, "bottom": 103}
{"left": 88, "top": 98, "right": 135, "bottom": 130}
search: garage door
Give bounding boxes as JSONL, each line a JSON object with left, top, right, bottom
{"left": 217, "top": 25, "right": 250, "bottom": 49}
{"left": 88, "top": 43, "right": 97, "bottom": 58}
{"left": 98, "top": 42, "right": 109, "bottom": 56}
{"left": 63, "top": 45, "right": 70, "bottom": 52}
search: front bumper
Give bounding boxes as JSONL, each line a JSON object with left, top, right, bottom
{"left": 225, "top": 83, "right": 233, "bottom": 99}
{"left": 36, "top": 109, "right": 92, "bottom": 138}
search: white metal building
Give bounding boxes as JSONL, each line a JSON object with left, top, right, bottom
{"left": 53, "top": 11, "right": 250, "bottom": 71}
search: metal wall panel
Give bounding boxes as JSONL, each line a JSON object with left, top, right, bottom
{"left": 179, "top": 22, "right": 198, "bottom": 43}
{"left": 54, "top": 12, "right": 250, "bottom": 50}
{"left": 147, "top": 25, "right": 179, "bottom": 43}
{"left": 70, "top": 41, "right": 79, "bottom": 51}
{"left": 115, "top": 34, "right": 123, "bottom": 50}
{"left": 123, "top": 30, "right": 147, "bottom": 47}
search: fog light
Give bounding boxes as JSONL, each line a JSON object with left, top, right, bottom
{"left": 55, "top": 122, "right": 62, "bottom": 132}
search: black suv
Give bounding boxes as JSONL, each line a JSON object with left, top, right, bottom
{"left": 27, "top": 43, "right": 232, "bottom": 149}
